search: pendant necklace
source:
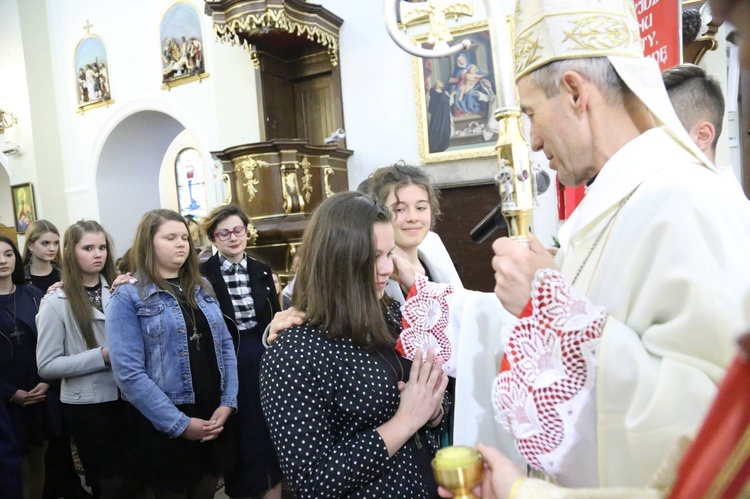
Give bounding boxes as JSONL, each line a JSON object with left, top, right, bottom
{"left": 185, "top": 304, "right": 202, "bottom": 351}
{"left": 166, "top": 280, "right": 201, "bottom": 350}
{"left": 0, "top": 285, "right": 23, "bottom": 345}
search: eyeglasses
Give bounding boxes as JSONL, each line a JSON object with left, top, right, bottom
{"left": 214, "top": 225, "right": 248, "bottom": 241}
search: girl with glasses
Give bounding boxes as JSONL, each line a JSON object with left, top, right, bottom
{"left": 200, "top": 204, "right": 283, "bottom": 499}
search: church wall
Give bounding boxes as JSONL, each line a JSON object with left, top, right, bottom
{"left": 38, "top": 0, "right": 261, "bottom": 248}
{"left": 0, "top": 0, "right": 68, "bottom": 242}
{"left": 0, "top": 0, "right": 735, "bottom": 254}
{"left": 317, "top": 0, "right": 560, "bottom": 246}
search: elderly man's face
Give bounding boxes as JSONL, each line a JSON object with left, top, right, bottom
{"left": 711, "top": 0, "right": 750, "bottom": 69}
{"left": 518, "top": 75, "right": 595, "bottom": 187}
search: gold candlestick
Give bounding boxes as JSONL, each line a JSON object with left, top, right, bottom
{"left": 432, "top": 446, "right": 484, "bottom": 499}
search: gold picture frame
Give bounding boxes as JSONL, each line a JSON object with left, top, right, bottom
{"left": 160, "top": 2, "right": 210, "bottom": 90}
{"left": 10, "top": 182, "right": 36, "bottom": 234}
{"left": 74, "top": 34, "right": 115, "bottom": 114}
{"left": 412, "top": 20, "right": 509, "bottom": 164}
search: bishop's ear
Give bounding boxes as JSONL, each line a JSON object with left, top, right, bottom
{"left": 560, "top": 71, "right": 588, "bottom": 115}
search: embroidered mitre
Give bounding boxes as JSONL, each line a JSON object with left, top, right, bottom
{"left": 513, "top": 0, "right": 642, "bottom": 81}
{"left": 512, "top": 0, "right": 714, "bottom": 170}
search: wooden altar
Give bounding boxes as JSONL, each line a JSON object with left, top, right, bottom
{"left": 213, "top": 139, "right": 352, "bottom": 276}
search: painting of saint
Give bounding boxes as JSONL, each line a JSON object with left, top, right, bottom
{"left": 413, "top": 22, "right": 500, "bottom": 163}
{"left": 11, "top": 183, "right": 36, "bottom": 234}
{"left": 74, "top": 36, "right": 112, "bottom": 109}
{"left": 160, "top": 3, "right": 206, "bottom": 86}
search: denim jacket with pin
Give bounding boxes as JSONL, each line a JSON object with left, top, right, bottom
{"left": 106, "top": 278, "right": 238, "bottom": 438}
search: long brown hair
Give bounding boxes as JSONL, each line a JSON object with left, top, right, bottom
{"left": 22, "top": 219, "right": 60, "bottom": 265}
{"left": 293, "top": 191, "right": 393, "bottom": 349}
{"left": 131, "top": 209, "right": 210, "bottom": 308}
{"left": 61, "top": 220, "right": 117, "bottom": 349}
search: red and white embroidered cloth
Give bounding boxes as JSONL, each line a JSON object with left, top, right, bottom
{"left": 492, "top": 269, "right": 607, "bottom": 474}
{"left": 397, "top": 274, "right": 457, "bottom": 374}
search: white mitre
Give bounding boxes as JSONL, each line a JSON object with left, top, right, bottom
{"left": 513, "top": 0, "right": 714, "bottom": 171}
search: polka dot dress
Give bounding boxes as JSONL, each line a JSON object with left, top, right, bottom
{"left": 260, "top": 303, "right": 444, "bottom": 498}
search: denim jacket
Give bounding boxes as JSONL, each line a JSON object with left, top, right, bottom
{"left": 106, "top": 279, "right": 238, "bottom": 438}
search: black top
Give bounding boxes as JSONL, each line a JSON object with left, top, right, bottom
{"left": 25, "top": 266, "right": 61, "bottom": 294}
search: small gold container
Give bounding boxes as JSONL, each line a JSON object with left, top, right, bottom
{"left": 431, "top": 446, "right": 484, "bottom": 499}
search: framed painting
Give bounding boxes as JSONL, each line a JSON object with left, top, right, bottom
{"left": 10, "top": 183, "right": 36, "bottom": 234}
{"left": 160, "top": 2, "right": 209, "bottom": 90}
{"left": 74, "top": 35, "right": 114, "bottom": 113}
{"left": 412, "top": 21, "right": 505, "bottom": 163}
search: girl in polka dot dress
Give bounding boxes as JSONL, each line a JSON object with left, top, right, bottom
{"left": 260, "top": 191, "right": 450, "bottom": 498}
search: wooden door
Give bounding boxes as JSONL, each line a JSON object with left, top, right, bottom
{"left": 293, "top": 74, "right": 342, "bottom": 144}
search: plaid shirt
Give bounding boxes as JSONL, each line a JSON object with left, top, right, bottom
{"left": 219, "top": 254, "right": 257, "bottom": 332}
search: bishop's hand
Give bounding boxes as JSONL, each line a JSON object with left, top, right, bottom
{"left": 492, "top": 233, "right": 558, "bottom": 316}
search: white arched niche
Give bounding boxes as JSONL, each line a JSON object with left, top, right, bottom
{"left": 96, "top": 110, "right": 185, "bottom": 251}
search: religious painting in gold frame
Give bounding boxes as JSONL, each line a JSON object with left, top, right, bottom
{"left": 74, "top": 34, "right": 114, "bottom": 114}
{"left": 412, "top": 21, "right": 502, "bottom": 164}
{"left": 160, "top": 2, "right": 209, "bottom": 90}
{"left": 10, "top": 183, "right": 36, "bottom": 234}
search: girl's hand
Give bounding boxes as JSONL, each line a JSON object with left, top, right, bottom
{"left": 267, "top": 308, "right": 306, "bottom": 345}
{"left": 201, "top": 406, "right": 232, "bottom": 442}
{"left": 394, "top": 349, "right": 449, "bottom": 433}
{"left": 181, "top": 417, "right": 211, "bottom": 441}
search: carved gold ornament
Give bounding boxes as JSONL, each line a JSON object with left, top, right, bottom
{"left": 281, "top": 163, "right": 305, "bottom": 214}
{"left": 213, "top": 8, "right": 340, "bottom": 66}
{"left": 300, "top": 156, "right": 313, "bottom": 204}
{"left": 322, "top": 166, "right": 335, "bottom": 198}
{"left": 233, "top": 157, "right": 270, "bottom": 202}
{"left": 399, "top": 0, "right": 474, "bottom": 45}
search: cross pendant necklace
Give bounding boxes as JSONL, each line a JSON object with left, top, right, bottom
{"left": 185, "top": 304, "right": 201, "bottom": 351}
{"left": 0, "top": 285, "right": 22, "bottom": 345}
{"left": 10, "top": 327, "right": 23, "bottom": 345}
{"left": 189, "top": 326, "right": 202, "bottom": 351}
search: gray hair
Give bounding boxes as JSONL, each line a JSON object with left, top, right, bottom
{"left": 662, "top": 63, "right": 724, "bottom": 150}
{"left": 530, "top": 57, "right": 627, "bottom": 107}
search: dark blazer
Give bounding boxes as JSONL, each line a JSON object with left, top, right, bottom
{"left": 260, "top": 303, "right": 445, "bottom": 498}
{"left": 200, "top": 252, "right": 280, "bottom": 346}
{"left": 0, "top": 285, "right": 44, "bottom": 401}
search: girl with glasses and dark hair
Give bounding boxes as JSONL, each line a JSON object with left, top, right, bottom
{"left": 260, "top": 191, "right": 450, "bottom": 498}
{"left": 200, "top": 204, "right": 283, "bottom": 499}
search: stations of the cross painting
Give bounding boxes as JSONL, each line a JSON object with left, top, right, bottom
{"left": 399, "top": 0, "right": 474, "bottom": 45}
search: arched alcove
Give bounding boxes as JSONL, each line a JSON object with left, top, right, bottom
{"left": 96, "top": 110, "right": 185, "bottom": 250}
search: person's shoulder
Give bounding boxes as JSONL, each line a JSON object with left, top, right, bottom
{"left": 246, "top": 254, "right": 273, "bottom": 275}
{"left": 268, "top": 322, "right": 327, "bottom": 357}
{"left": 199, "top": 252, "right": 219, "bottom": 272}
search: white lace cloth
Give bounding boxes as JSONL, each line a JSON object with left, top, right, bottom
{"left": 492, "top": 268, "right": 607, "bottom": 475}
{"left": 398, "top": 274, "right": 457, "bottom": 375}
